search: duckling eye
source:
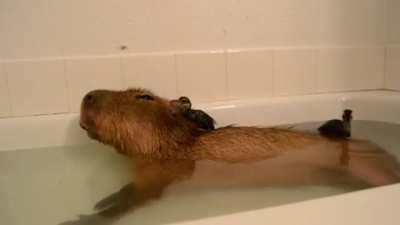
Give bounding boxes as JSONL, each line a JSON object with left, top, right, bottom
{"left": 136, "top": 94, "right": 154, "bottom": 101}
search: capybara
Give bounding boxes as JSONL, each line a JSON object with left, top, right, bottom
{"left": 68, "top": 88, "right": 400, "bottom": 224}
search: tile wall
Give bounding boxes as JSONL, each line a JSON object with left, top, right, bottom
{"left": 0, "top": 47, "right": 386, "bottom": 117}
{"left": 0, "top": 0, "right": 396, "bottom": 118}
{"left": 385, "top": 47, "right": 400, "bottom": 90}
{"left": 385, "top": 0, "right": 400, "bottom": 91}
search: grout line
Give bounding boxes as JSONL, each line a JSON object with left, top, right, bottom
{"left": 224, "top": 50, "right": 229, "bottom": 100}
{"left": 173, "top": 54, "right": 179, "bottom": 96}
{"left": 62, "top": 58, "right": 71, "bottom": 113}
{"left": 314, "top": 48, "right": 319, "bottom": 93}
{"left": 0, "top": 89, "right": 396, "bottom": 120}
{"left": 383, "top": 46, "right": 388, "bottom": 89}
{"left": 0, "top": 111, "right": 79, "bottom": 119}
{"left": 2, "top": 89, "right": 397, "bottom": 116}
{"left": 1, "top": 46, "right": 389, "bottom": 63}
{"left": 384, "top": 0, "right": 389, "bottom": 48}
{"left": 222, "top": 28, "right": 230, "bottom": 101}
{"left": 3, "top": 63, "right": 13, "bottom": 117}
{"left": 315, "top": 48, "right": 321, "bottom": 93}
{"left": 271, "top": 50, "right": 276, "bottom": 97}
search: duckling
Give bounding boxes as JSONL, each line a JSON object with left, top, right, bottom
{"left": 174, "top": 96, "right": 216, "bottom": 131}
{"left": 318, "top": 109, "right": 353, "bottom": 139}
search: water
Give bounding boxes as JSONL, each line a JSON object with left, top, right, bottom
{"left": 1, "top": 120, "right": 400, "bottom": 225}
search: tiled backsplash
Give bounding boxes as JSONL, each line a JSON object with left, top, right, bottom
{"left": 0, "top": 64, "right": 10, "bottom": 118}
{"left": 385, "top": 0, "right": 400, "bottom": 92}
{"left": 6, "top": 60, "right": 69, "bottom": 117}
{"left": 274, "top": 49, "right": 317, "bottom": 96}
{"left": 0, "top": 47, "right": 387, "bottom": 118}
{"left": 227, "top": 50, "right": 273, "bottom": 99}
{"left": 0, "top": 0, "right": 395, "bottom": 119}
{"left": 176, "top": 51, "right": 227, "bottom": 102}
{"left": 65, "top": 57, "right": 123, "bottom": 112}
{"left": 387, "top": 0, "right": 400, "bottom": 45}
{"left": 318, "top": 48, "right": 385, "bottom": 92}
{"left": 385, "top": 46, "right": 400, "bottom": 91}
{"left": 0, "top": 0, "right": 387, "bottom": 59}
{"left": 122, "top": 54, "right": 177, "bottom": 99}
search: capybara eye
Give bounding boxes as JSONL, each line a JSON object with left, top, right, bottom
{"left": 136, "top": 94, "right": 154, "bottom": 101}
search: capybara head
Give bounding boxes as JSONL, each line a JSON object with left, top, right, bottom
{"left": 80, "top": 88, "right": 200, "bottom": 158}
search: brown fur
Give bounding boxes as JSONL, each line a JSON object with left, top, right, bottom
{"left": 80, "top": 89, "right": 202, "bottom": 159}
{"left": 67, "top": 88, "right": 400, "bottom": 225}
{"left": 193, "top": 126, "right": 328, "bottom": 162}
{"left": 80, "top": 88, "right": 400, "bottom": 186}
{"left": 80, "top": 89, "right": 327, "bottom": 162}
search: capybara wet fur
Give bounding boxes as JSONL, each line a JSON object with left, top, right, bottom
{"left": 68, "top": 87, "right": 400, "bottom": 224}
{"left": 80, "top": 88, "right": 330, "bottom": 162}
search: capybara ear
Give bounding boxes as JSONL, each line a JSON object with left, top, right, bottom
{"left": 178, "top": 96, "right": 192, "bottom": 110}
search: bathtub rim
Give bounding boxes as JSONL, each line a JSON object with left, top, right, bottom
{"left": 1, "top": 90, "right": 400, "bottom": 225}
{"left": 1, "top": 90, "right": 399, "bottom": 152}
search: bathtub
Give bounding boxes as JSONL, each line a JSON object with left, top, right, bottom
{"left": 1, "top": 90, "right": 400, "bottom": 225}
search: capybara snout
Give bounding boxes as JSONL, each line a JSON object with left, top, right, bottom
{"left": 81, "top": 89, "right": 116, "bottom": 110}
{"left": 82, "top": 90, "right": 99, "bottom": 108}
{"left": 80, "top": 89, "right": 116, "bottom": 133}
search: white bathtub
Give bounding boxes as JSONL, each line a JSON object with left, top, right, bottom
{"left": 1, "top": 90, "right": 400, "bottom": 225}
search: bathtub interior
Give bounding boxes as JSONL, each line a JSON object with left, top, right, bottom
{"left": 0, "top": 91, "right": 400, "bottom": 225}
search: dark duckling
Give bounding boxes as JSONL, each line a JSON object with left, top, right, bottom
{"left": 318, "top": 109, "right": 353, "bottom": 139}
{"left": 174, "top": 96, "right": 216, "bottom": 131}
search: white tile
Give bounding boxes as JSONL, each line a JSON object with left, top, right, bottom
{"left": 65, "top": 57, "right": 123, "bottom": 112}
{"left": 122, "top": 54, "right": 177, "bottom": 99}
{"left": 274, "top": 49, "right": 317, "bottom": 96}
{"left": 385, "top": 47, "right": 400, "bottom": 90}
{"left": 176, "top": 52, "right": 227, "bottom": 103}
{"left": 317, "top": 48, "right": 384, "bottom": 92}
{"left": 0, "top": 63, "right": 10, "bottom": 117}
{"left": 223, "top": 0, "right": 321, "bottom": 47}
{"left": 227, "top": 50, "right": 273, "bottom": 99}
{"left": 0, "top": 0, "right": 387, "bottom": 59}
{"left": 317, "top": 48, "right": 347, "bottom": 92}
{"left": 387, "top": 0, "right": 400, "bottom": 44}
{"left": 319, "top": 0, "right": 386, "bottom": 45}
{"left": 6, "top": 60, "right": 68, "bottom": 116}
{"left": 343, "top": 48, "right": 384, "bottom": 90}
{"left": 1, "top": 0, "right": 227, "bottom": 59}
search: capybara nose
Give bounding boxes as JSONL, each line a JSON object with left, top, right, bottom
{"left": 83, "top": 93, "right": 96, "bottom": 106}
{"left": 82, "top": 90, "right": 112, "bottom": 108}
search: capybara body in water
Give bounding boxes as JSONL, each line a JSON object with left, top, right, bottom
{"left": 69, "top": 88, "right": 400, "bottom": 224}
{"left": 80, "top": 88, "right": 326, "bottom": 162}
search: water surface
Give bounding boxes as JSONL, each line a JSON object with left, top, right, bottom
{"left": 1, "top": 120, "right": 399, "bottom": 225}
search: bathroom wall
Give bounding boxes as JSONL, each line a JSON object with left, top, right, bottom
{"left": 0, "top": 0, "right": 388, "bottom": 118}
{"left": 385, "top": 0, "right": 400, "bottom": 91}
